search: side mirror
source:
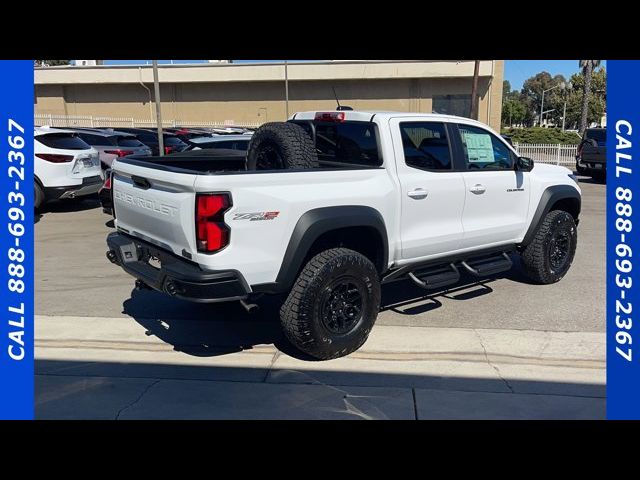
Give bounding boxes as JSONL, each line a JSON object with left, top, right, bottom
{"left": 516, "top": 156, "right": 534, "bottom": 172}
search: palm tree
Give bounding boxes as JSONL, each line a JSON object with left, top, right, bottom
{"left": 578, "top": 60, "right": 601, "bottom": 134}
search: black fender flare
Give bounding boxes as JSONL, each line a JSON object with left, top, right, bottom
{"left": 521, "top": 185, "right": 581, "bottom": 247}
{"left": 269, "top": 206, "right": 388, "bottom": 293}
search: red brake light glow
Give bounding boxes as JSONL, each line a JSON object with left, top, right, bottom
{"left": 35, "top": 153, "right": 74, "bottom": 163}
{"left": 314, "top": 112, "right": 346, "bottom": 123}
{"left": 196, "top": 193, "right": 231, "bottom": 253}
{"left": 164, "top": 146, "right": 175, "bottom": 155}
{"left": 105, "top": 149, "right": 134, "bottom": 157}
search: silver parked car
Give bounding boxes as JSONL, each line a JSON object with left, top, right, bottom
{"left": 62, "top": 128, "right": 152, "bottom": 169}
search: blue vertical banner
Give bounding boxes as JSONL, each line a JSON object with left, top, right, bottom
{"left": 0, "top": 60, "right": 34, "bottom": 419}
{"left": 607, "top": 60, "right": 640, "bottom": 419}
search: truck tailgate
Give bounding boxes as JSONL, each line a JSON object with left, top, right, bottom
{"left": 112, "top": 161, "right": 198, "bottom": 255}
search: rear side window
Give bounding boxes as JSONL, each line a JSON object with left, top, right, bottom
{"left": 36, "top": 133, "right": 90, "bottom": 150}
{"left": 116, "top": 136, "right": 145, "bottom": 147}
{"left": 400, "top": 122, "right": 452, "bottom": 171}
{"left": 314, "top": 122, "right": 381, "bottom": 167}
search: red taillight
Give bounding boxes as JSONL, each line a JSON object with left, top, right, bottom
{"left": 35, "top": 153, "right": 74, "bottom": 163}
{"left": 314, "top": 112, "right": 346, "bottom": 123}
{"left": 196, "top": 193, "right": 231, "bottom": 253}
{"left": 103, "top": 174, "right": 112, "bottom": 189}
{"left": 105, "top": 149, "right": 135, "bottom": 157}
{"left": 164, "top": 146, "right": 176, "bottom": 155}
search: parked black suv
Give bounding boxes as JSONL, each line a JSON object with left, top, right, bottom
{"left": 576, "top": 128, "right": 606, "bottom": 180}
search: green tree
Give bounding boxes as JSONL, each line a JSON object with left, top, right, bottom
{"left": 501, "top": 80, "right": 528, "bottom": 127}
{"left": 578, "top": 60, "right": 602, "bottom": 134}
{"left": 564, "top": 68, "right": 606, "bottom": 130}
{"left": 521, "top": 72, "right": 567, "bottom": 127}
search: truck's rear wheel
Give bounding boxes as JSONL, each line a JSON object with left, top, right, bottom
{"left": 521, "top": 210, "right": 577, "bottom": 284}
{"left": 246, "top": 122, "right": 318, "bottom": 170}
{"left": 280, "top": 248, "right": 381, "bottom": 360}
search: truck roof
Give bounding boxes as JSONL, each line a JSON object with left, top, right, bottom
{"left": 291, "top": 110, "right": 493, "bottom": 129}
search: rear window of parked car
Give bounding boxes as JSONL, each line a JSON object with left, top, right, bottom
{"left": 36, "top": 133, "right": 90, "bottom": 150}
{"left": 585, "top": 129, "right": 606, "bottom": 146}
{"left": 77, "top": 133, "right": 112, "bottom": 146}
{"left": 135, "top": 132, "right": 158, "bottom": 142}
{"left": 304, "top": 122, "right": 381, "bottom": 167}
{"left": 164, "top": 136, "right": 186, "bottom": 146}
{"left": 116, "top": 136, "right": 145, "bottom": 148}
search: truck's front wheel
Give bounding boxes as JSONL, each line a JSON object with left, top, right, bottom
{"left": 521, "top": 210, "right": 578, "bottom": 284}
{"left": 280, "top": 248, "right": 381, "bottom": 360}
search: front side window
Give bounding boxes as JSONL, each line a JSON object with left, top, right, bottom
{"left": 400, "top": 122, "right": 451, "bottom": 171}
{"left": 457, "top": 124, "right": 514, "bottom": 170}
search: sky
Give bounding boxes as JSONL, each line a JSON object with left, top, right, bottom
{"left": 505, "top": 60, "right": 606, "bottom": 90}
{"left": 100, "top": 60, "right": 607, "bottom": 91}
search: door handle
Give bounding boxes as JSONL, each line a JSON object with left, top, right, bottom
{"left": 408, "top": 189, "right": 429, "bottom": 199}
{"left": 470, "top": 184, "right": 486, "bottom": 195}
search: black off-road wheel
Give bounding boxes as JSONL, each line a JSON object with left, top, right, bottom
{"left": 521, "top": 210, "right": 578, "bottom": 284}
{"left": 280, "top": 248, "right": 381, "bottom": 360}
{"left": 246, "top": 122, "right": 319, "bottom": 170}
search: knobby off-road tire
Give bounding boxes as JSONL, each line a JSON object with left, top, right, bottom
{"left": 246, "top": 122, "right": 319, "bottom": 170}
{"left": 521, "top": 210, "right": 577, "bottom": 284}
{"left": 280, "top": 248, "right": 381, "bottom": 360}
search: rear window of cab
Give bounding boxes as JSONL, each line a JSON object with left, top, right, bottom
{"left": 292, "top": 120, "right": 382, "bottom": 167}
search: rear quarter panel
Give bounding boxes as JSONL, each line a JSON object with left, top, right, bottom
{"left": 193, "top": 169, "right": 398, "bottom": 286}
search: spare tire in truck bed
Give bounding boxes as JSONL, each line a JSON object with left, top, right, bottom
{"left": 246, "top": 122, "right": 319, "bottom": 170}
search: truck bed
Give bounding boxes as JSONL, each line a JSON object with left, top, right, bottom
{"left": 123, "top": 148, "right": 248, "bottom": 174}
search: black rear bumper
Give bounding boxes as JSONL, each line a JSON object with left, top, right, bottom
{"left": 44, "top": 175, "right": 103, "bottom": 201}
{"left": 106, "top": 232, "right": 250, "bottom": 303}
{"left": 577, "top": 156, "right": 606, "bottom": 175}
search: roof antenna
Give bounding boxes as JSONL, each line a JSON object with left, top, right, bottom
{"left": 333, "top": 87, "right": 353, "bottom": 111}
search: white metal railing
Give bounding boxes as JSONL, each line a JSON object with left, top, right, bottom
{"left": 513, "top": 143, "right": 578, "bottom": 168}
{"left": 34, "top": 114, "right": 261, "bottom": 129}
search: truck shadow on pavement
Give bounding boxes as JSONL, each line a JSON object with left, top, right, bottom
{"left": 35, "top": 195, "right": 101, "bottom": 224}
{"left": 122, "top": 262, "right": 537, "bottom": 361}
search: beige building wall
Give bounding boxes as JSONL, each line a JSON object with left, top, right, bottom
{"left": 35, "top": 61, "right": 504, "bottom": 130}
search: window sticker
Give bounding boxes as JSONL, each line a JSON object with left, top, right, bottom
{"left": 462, "top": 131, "right": 495, "bottom": 163}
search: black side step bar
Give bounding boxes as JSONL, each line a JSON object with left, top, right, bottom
{"left": 461, "top": 253, "right": 513, "bottom": 277}
{"left": 408, "top": 263, "right": 460, "bottom": 290}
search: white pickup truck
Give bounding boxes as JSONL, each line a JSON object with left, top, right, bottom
{"left": 106, "top": 111, "right": 581, "bottom": 360}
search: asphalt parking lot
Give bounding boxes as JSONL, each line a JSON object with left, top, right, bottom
{"left": 35, "top": 178, "right": 605, "bottom": 332}
{"left": 34, "top": 178, "right": 606, "bottom": 419}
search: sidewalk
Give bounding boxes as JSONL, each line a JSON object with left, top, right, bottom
{"left": 35, "top": 315, "right": 606, "bottom": 420}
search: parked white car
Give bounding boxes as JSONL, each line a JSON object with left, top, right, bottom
{"left": 34, "top": 127, "right": 103, "bottom": 209}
